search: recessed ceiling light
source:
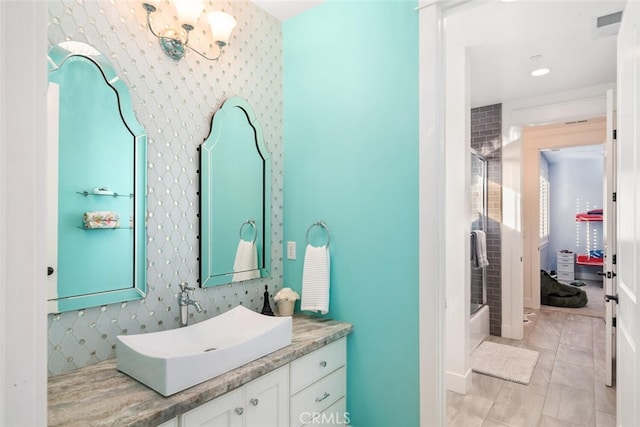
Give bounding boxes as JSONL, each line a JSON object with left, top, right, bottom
{"left": 531, "top": 68, "right": 550, "bottom": 77}
{"left": 529, "top": 54, "right": 543, "bottom": 61}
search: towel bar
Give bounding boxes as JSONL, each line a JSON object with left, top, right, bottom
{"left": 239, "top": 219, "right": 257, "bottom": 243}
{"left": 305, "top": 221, "right": 331, "bottom": 247}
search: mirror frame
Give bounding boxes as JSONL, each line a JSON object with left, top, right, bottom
{"left": 199, "top": 96, "right": 272, "bottom": 287}
{"left": 47, "top": 42, "right": 147, "bottom": 312}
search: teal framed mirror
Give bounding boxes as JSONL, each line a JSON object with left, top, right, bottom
{"left": 199, "top": 97, "right": 271, "bottom": 287}
{"left": 47, "top": 41, "right": 147, "bottom": 312}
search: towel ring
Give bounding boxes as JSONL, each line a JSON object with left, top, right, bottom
{"left": 305, "top": 221, "right": 331, "bottom": 247}
{"left": 239, "top": 219, "right": 257, "bottom": 243}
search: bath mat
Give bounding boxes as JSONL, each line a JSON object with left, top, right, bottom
{"left": 471, "top": 341, "right": 539, "bottom": 385}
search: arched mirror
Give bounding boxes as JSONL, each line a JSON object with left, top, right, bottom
{"left": 46, "top": 41, "right": 147, "bottom": 312}
{"left": 199, "top": 97, "right": 271, "bottom": 287}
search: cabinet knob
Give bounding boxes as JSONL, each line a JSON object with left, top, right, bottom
{"left": 250, "top": 398, "right": 259, "bottom": 406}
{"left": 319, "top": 360, "right": 327, "bottom": 368}
{"left": 235, "top": 407, "right": 244, "bottom": 415}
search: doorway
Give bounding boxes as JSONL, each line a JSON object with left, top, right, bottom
{"left": 522, "top": 118, "right": 607, "bottom": 313}
{"left": 539, "top": 144, "right": 606, "bottom": 318}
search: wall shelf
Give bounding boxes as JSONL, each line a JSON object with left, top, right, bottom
{"left": 76, "top": 191, "right": 133, "bottom": 198}
{"left": 76, "top": 226, "right": 132, "bottom": 230}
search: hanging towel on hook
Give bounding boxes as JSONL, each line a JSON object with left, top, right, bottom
{"left": 471, "top": 230, "right": 489, "bottom": 269}
{"left": 232, "top": 240, "right": 260, "bottom": 282}
{"left": 301, "top": 244, "right": 331, "bottom": 314}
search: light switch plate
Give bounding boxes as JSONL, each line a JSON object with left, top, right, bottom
{"left": 287, "top": 241, "right": 296, "bottom": 260}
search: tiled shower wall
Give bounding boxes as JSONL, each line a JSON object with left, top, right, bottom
{"left": 471, "top": 104, "right": 502, "bottom": 336}
{"left": 470, "top": 155, "right": 485, "bottom": 311}
{"left": 47, "top": 0, "right": 283, "bottom": 375}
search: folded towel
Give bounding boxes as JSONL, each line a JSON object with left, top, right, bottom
{"left": 232, "top": 239, "right": 260, "bottom": 282}
{"left": 471, "top": 230, "right": 489, "bottom": 269}
{"left": 93, "top": 187, "right": 114, "bottom": 196}
{"left": 83, "top": 211, "right": 119, "bottom": 224}
{"left": 301, "top": 244, "right": 330, "bottom": 314}
{"left": 83, "top": 220, "right": 120, "bottom": 229}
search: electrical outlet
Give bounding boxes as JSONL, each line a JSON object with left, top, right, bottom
{"left": 287, "top": 241, "right": 296, "bottom": 260}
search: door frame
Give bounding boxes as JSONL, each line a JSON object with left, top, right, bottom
{"left": 522, "top": 118, "right": 607, "bottom": 310}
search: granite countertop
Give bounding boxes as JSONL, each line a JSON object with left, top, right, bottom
{"left": 48, "top": 314, "right": 353, "bottom": 427}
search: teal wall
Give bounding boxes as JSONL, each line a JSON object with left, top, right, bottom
{"left": 283, "top": 1, "right": 419, "bottom": 425}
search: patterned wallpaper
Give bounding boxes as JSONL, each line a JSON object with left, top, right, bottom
{"left": 47, "top": 0, "right": 284, "bottom": 376}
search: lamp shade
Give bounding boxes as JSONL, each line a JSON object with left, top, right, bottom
{"left": 174, "top": 0, "right": 203, "bottom": 28}
{"left": 207, "top": 11, "right": 237, "bottom": 45}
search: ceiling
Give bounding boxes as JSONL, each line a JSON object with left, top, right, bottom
{"left": 453, "top": 0, "right": 625, "bottom": 108}
{"left": 250, "top": 0, "right": 323, "bottom": 21}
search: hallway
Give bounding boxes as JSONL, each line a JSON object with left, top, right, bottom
{"left": 446, "top": 309, "right": 616, "bottom": 426}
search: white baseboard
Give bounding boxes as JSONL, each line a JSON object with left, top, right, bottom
{"left": 446, "top": 368, "right": 472, "bottom": 394}
{"left": 502, "top": 323, "right": 524, "bottom": 340}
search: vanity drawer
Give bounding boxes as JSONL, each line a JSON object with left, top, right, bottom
{"left": 290, "top": 338, "right": 346, "bottom": 394}
{"left": 302, "top": 397, "right": 347, "bottom": 427}
{"left": 557, "top": 271, "right": 574, "bottom": 282}
{"left": 291, "top": 367, "right": 346, "bottom": 427}
{"left": 557, "top": 262, "right": 574, "bottom": 272}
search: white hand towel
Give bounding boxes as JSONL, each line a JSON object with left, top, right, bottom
{"left": 232, "top": 240, "right": 260, "bottom": 282}
{"left": 301, "top": 245, "right": 330, "bottom": 314}
{"left": 472, "top": 230, "right": 489, "bottom": 269}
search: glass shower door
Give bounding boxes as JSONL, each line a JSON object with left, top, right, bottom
{"left": 470, "top": 151, "right": 487, "bottom": 315}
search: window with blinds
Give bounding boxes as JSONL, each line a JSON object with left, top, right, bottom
{"left": 539, "top": 172, "right": 550, "bottom": 242}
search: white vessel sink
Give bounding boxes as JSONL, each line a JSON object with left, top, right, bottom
{"left": 116, "top": 305, "right": 292, "bottom": 396}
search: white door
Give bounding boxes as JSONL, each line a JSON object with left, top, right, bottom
{"left": 46, "top": 82, "right": 59, "bottom": 312}
{"left": 603, "top": 89, "right": 617, "bottom": 388}
{"left": 616, "top": 1, "right": 640, "bottom": 424}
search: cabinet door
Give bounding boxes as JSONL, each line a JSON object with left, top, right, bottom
{"left": 181, "top": 388, "right": 244, "bottom": 427}
{"left": 156, "top": 417, "right": 179, "bottom": 427}
{"left": 245, "top": 365, "right": 289, "bottom": 427}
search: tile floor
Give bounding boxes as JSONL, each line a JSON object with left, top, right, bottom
{"left": 446, "top": 309, "right": 616, "bottom": 427}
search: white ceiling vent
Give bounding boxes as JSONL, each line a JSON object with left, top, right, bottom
{"left": 594, "top": 11, "right": 623, "bottom": 39}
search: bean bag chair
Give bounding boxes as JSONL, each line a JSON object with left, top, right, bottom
{"left": 540, "top": 270, "right": 588, "bottom": 308}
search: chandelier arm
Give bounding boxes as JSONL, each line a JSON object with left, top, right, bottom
{"left": 185, "top": 44, "right": 223, "bottom": 61}
{"left": 145, "top": 10, "right": 165, "bottom": 40}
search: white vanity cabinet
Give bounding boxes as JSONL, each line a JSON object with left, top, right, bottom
{"left": 169, "top": 338, "right": 348, "bottom": 427}
{"left": 156, "top": 418, "right": 179, "bottom": 427}
{"left": 181, "top": 365, "right": 289, "bottom": 427}
{"left": 48, "top": 316, "right": 353, "bottom": 427}
{"left": 290, "top": 338, "right": 347, "bottom": 427}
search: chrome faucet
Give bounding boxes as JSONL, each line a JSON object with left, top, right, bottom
{"left": 177, "top": 282, "right": 203, "bottom": 327}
